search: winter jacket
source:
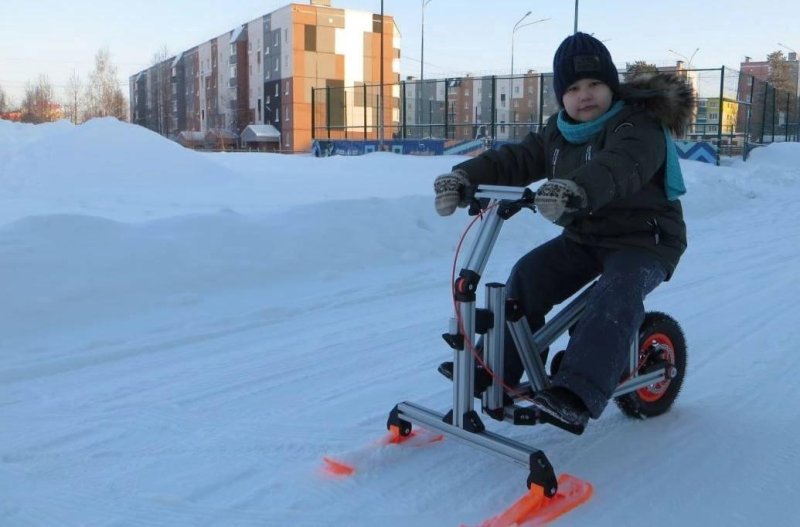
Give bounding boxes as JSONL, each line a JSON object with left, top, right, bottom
{"left": 453, "top": 73, "right": 694, "bottom": 279}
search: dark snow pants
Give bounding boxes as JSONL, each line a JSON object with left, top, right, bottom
{"left": 501, "top": 235, "right": 668, "bottom": 418}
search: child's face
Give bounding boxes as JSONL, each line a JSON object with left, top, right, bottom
{"left": 562, "top": 78, "right": 613, "bottom": 122}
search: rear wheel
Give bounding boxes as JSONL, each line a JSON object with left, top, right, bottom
{"left": 615, "top": 312, "right": 687, "bottom": 419}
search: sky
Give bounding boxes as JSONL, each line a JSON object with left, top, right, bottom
{"left": 1, "top": 0, "right": 797, "bottom": 105}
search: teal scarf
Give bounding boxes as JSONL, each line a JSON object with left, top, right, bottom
{"left": 557, "top": 101, "right": 686, "bottom": 201}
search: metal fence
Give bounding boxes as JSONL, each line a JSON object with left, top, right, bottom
{"left": 312, "top": 67, "right": 800, "bottom": 162}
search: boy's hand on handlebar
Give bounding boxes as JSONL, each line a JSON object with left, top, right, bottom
{"left": 534, "top": 179, "right": 588, "bottom": 226}
{"left": 434, "top": 170, "right": 475, "bottom": 216}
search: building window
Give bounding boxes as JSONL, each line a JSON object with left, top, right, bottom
{"left": 465, "top": 89, "right": 470, "bottom": 96}
{"left": 514, "top": 86, "right": 520, "bottom": 94}
{"left": 284, "top": 56, "right": 288, "bottom": 68}
{"left": 285, "top": 106, "right": 290, "bottom": 121}
{"left": 249, "top": 41, "right": 252, "bottom": 52}
{"left": 230, "top": 65, "right": 237, "bottom": 78}
{"left": 249, "top": 65, "right": 253, "bottom": 76}
{"left": 267, "top": 95, "right": 270, "bottom": 104}
{"left": 275, "top": 108, "right": 280, "bottom": 121}
{"left": 285, "top": 81, "right": 289, "bottom": 95}
{"left": 274, "top": 58, "right": 278, "bottom": 71}
{"left": 274, "top": 32, "right": 279, "bottom": 46}
{"left": 709, "top": 101, "right": 718, "bottom": 108}
{"left": 284, "top": 29, "right": 288, "bottom": 43}
{"left": 708, "top": 113, "right": 718, "bottom": 120}
{"left": 266, "top": 46, "right": 270, "bottom": 55}
{"left": 275, "top": 84, "right": 279, "bottom": 96}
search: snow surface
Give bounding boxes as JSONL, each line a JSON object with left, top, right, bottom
{"left": 2, "top": 118, "right": 800, "bottom": 526}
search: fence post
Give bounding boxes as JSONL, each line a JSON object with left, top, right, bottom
{"left": 491, "top": 76, "right": 497, "bottom": 141}
{"left": 326, "top": 85, "right": 331, "bottom": 140}
{"left": 344, "top": 86, "right": 348, "bottom": 140}
{"left": 311, "top": 88, "right": 316, "bottom": 140}
{"left": 761, "top": 83, "right": 768, "bottom": 143}
{"left": 538, "top": 73, "right": 545, "bottom": 132}
{"left": 363, "top": 84, "right": 368, "bottom": 139}
{"left": 444, "top": 78, "right": 449, "bottom": 140}
{"left": 716, "top": 66, "right": 724, "bottom": 166}
{"left": 771, "top": 87, "right": 777, "bottom": 142}
{"left": 786, "top": 91, "right": 791, "bottom": 142}
{"left": 429, "top": 99, "right": 433, "bottom": 139}
{"left": 401, "top": 81, "right": 407, "bottom": 140}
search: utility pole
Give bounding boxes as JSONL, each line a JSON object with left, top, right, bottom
{"left": 574, "top": 0, "right": 579, "bottom": 34}
{"left": 380, "top": 0, "right": 384, "bottom": 145}
{"left": 421, "top": 0, "right": 434, "bottom": 81}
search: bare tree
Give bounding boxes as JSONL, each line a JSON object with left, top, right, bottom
{"left": 21, "top": 75, "right": 57, "bottom": 124}
{"left": 0, "top": 85, "right": 8, "bottom": 115}
{"left": 85, "top": 47, "right": 128, "bottom": 121}
{"left": 64, "top": 69, "right": 83, "bottom": 124}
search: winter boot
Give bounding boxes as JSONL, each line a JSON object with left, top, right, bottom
{"left": 532, "top": 387, "right": 590, "bottom": 431}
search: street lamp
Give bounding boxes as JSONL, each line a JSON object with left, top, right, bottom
{"left": 511, "top": 15, "right": 550, "bottom": 78}
{"left": 669, "top": 47, "right": 699, "bottom": 69}
{"left": 510, "top": 13, "right": 549, "bottom": 141}
{"left": 574, "top": 0, "right": 579, "bottom": 34}
{"left": 421, "top": 0, "right": 435, "bottom": 81}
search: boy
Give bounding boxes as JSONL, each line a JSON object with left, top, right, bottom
{"left": 434, "top": 33, "right": 693, "bottom": 429}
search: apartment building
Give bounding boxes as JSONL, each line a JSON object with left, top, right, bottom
{"left": 402, "top": 71, "right": 543, "bottom": 142}
{"left": 130, "top": 0, "right": 401, "bottom": 151}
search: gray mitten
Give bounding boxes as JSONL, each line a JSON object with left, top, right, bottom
{"left": 434, "top": 170, "right": 473, "bottom": 216}
{"left": 534, "top": 179, "right": 588, "bottom": 226}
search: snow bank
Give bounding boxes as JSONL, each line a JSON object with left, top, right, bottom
{"left": 0, "top": 118, "right": 797, "bottom": 340}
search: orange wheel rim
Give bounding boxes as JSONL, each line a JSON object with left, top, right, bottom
{"left": 636, "top": 333, "right": 675, "bottom": 402}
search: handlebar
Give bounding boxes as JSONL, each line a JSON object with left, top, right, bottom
{"left": 468, "top": 185, "right": 537, "bottom": 217}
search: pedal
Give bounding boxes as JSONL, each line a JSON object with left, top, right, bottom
{"left": 535, "top": 408, "right": 586, "bottom": 436}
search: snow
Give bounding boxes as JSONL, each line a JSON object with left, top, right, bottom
{"left": 2, "top": 117, "right": 800, "bottom": 526}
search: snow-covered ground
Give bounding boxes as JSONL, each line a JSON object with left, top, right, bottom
{"left": 2, "top": 118, "right": 800, "bottom": 526}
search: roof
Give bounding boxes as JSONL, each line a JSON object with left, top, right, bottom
{"left": 172, "top": 52, "right": 184, "bottom": 68}
{"left": 230, "top": 25, "right": 246, "bottom": 43}
{"left": 241, "top": 124, "right": 281, "bottom": 142}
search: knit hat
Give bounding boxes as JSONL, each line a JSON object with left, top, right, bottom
{"left": 553, "top": 32, "right": 619, "bottom": 104}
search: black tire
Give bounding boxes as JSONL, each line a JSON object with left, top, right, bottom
{"left": 614, "top": 312, "right": 687, "bottom": 419}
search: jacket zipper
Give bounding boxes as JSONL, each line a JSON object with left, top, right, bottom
{"left": 647, "top": 218, "right": 661, "bottom": 245}
{"left": 552, "top": 148, "right": 560, "bottom": 177}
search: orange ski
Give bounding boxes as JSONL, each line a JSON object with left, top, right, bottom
{"left": 476, "top": 474, "right": 593, "bottom": 527}
{"left": 322, "top": 427, "right": 443, "bottom": 478}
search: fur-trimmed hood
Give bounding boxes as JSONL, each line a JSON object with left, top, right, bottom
{"left": 618, "top": 73, "right": 695, "bottom": 136}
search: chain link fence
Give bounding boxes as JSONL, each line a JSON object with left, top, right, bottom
{"left": 312, "top": 67, "right": 800, "bottom": 162}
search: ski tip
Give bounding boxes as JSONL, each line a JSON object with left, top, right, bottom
{"left": 322, "top": 457, "right": 356, "bottom": 477}
{"left": 476, "top": 473, "right": 593, "bottom": 527}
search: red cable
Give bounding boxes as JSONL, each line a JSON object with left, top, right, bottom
{"left": 450, "top": 205, "right": 653, "bottom": 405}
{"left": 450, "top": 202, "right": 537, "bottom": 405}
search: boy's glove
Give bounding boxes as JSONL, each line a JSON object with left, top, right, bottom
{"left": 534, "top": 179, "right": 588, "bottom": 226}
{"left": 434, "top": 170, "right": 474, "bottom": 216}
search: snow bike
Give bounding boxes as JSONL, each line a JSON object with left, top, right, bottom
{"left": 385, "top": 184, "right": 687, "bottom": 522}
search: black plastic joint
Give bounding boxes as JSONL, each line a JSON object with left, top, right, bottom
{"left": 527, "top": 452, "right": 558, "bottom": 497}
{"left": 512, "top": 407, "right": 538, "bottom": 426}
{"left": 454, "top": 270, "right": 481, "bottom": 303}
{"left": 387, "top": 405, "right": 412, "bottom": 436}
{"left": 474, "top": 309, "right": 494, "bottom": 335}
{"left": 442, "top": 409, "right": 485, "bottom": 433}
{"left": 442, "top": 332, "right": 464, "bottom": 351}
{"left": 505, "top": 298, "right": 525, "bottom": 322}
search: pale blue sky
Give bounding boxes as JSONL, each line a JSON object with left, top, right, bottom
{"left": 1, "top": 0, "right": 796, "bottom": 103}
